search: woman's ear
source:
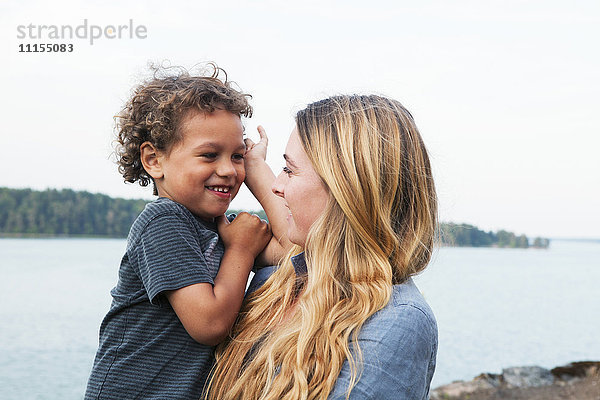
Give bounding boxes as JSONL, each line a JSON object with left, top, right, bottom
{"left": 140, "top": 142, "right": 164, "bottom": 179}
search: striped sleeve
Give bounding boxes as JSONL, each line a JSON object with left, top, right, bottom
{"left": 133, "top": 211, "right": 214, "bottom": 305}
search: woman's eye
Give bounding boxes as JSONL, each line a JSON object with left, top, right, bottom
{"left": 282, "top": 166, "right": 292, "bottom": 175}
{"left": 200, "top": 153, "right": 217, "bottom": 159}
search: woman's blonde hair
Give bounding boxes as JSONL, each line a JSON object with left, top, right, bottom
{"left": 207, "top": 95, "right": 437, "bottom": 400}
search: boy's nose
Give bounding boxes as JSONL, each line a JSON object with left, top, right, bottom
{"left": 216, "top": 159, "right": 236, "bottom": 177}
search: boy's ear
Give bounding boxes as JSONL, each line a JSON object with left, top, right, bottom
{"left": 140, "top": 142, "right": 164, "bottom": 179}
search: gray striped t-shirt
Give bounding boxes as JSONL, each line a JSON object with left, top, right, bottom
{"left": 85, "top": 197, "right": 225, "bottom": 399}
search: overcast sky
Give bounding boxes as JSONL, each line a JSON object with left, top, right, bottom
{"left": 2, "top": 0, "right": 599, "bottom": 238}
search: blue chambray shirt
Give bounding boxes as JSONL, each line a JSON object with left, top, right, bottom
{"left": 247, "top": 253, "right": 438, "bottom": 400}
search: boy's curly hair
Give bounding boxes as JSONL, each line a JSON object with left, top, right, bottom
{"left": 114, "top": 63, "right": 252, "bottom": 194}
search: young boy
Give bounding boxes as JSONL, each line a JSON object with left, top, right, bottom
{"left": 85, "top": 65, "right": 271, "bottom": 399}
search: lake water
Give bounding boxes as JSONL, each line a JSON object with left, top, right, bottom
{"left": 1, "top": 238, "right": 598, "bottom": 399}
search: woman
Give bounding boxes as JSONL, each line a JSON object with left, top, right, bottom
{"left": 208, "top": 95, "right": 438, "bottom": 399}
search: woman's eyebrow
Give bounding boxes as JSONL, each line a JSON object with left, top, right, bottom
{"left": 283, "top": 154, "right": 298, "bottom": 168}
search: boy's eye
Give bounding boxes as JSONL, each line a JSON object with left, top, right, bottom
{"left": 200, "top": 153, "right": 217, "bottom": 159}
{"left": 232, "top": 153, "right": 245, "bottom": 161}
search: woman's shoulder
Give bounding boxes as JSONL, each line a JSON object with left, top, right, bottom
{"left": 361, "top": 278, "right": 437, "bottom": 345}
{"left": 392, "top": 278, "right": 436, "bottom": 324}
{"left": 329, "top": 279, "right": 438, "bottom": 399}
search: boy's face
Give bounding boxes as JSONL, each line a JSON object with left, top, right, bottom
{"left": 155, "top": 109, "right": 246, "bottom": 221}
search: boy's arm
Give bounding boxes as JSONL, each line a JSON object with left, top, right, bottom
{"left": 244, "top": 126, "right": 293, "bottom": 264}
{"left": 165, "top": 213, "right": 270, "bottom": 346}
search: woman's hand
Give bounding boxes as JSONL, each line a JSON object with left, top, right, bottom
{"left": 244, "top": 125, "right": 268, "bottom": 164}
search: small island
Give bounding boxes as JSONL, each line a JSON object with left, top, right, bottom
{"left": 0, "top": 187, "right": 549, "bottom": 248}
{"left": 440, "top": 222, "right": 550, "bottom": 249}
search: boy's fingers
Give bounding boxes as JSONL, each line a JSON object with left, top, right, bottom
{"left": 257, "top": 125, "right": 268, "bottom": 145}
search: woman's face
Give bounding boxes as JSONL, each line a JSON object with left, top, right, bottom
{"left": 272, "top": 127, "right": 329, "bottom": 247}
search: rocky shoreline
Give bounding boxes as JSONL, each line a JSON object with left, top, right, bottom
{"left": 431, "top": 361, "right": 600, "bottom": 400}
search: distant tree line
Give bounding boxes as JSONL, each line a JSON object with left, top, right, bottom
{"left": 0, "top": 187, "right": 270, "bottom": 238}
{"left": 0, "top": 187, "right": 549, "bottom": 248}
{"left": 0, "top": 187, "right": 147, "bottom": 237}
{"left": 439, "top": 222, "right": 550, "bottom": 249}
{"left": 228, "top": 209, "right": 268, "bottom": 221}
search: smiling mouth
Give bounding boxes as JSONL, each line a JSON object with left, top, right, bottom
{"left": 206, "top": 186, "right": 230, "bottom": 193}
{"left": 206, "top": 185, "right": 233, "bottom": 199}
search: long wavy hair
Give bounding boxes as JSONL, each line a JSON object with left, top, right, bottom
{"left": 207, "top": 95, "right": 437, "bottom": 400}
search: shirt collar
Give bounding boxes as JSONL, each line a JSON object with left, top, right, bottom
{"left": 291, "top": 252, "right": 308, "bottom": 276}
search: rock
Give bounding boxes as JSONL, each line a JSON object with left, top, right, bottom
{"left": 474, "top": 372, "right": 502, "bottom": 388}
{"left": 430, "top": 374, "right": 499, "bottom": 399}
{"left": 430, "top": 361, "right": 599, "bottom": 399}
{"left": 551, "top": 361, "right": 600, "bottom": 382}
{"left": 502, "top": 366, "right": 554, "bottom": 388}
{"left": 430, "top": 381, "right": 483, "bottom": 399}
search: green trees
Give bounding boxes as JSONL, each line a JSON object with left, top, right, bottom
{"left": 227, "top": 209, "right": 268, "bottom": 221}
{"left": 439, "top": 223, "right": 549, "bottom": 248}
{"left": 440, "top": 223, "right": 494, "bottom": 247}
{"left": 532, "top": 237, "right": 551, "bottom": 248}
{"left": 0, "top": 187, "right": 271, "bottom": 238}
{"left": 0, "top": 187, "right": 147, "bottom": 237}
{"left": 0, "top": 187, "right": 551, "bottom": 248}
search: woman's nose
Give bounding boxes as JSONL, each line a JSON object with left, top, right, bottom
{"left": 272, "top": 171, "right": 285, "bottom": 198}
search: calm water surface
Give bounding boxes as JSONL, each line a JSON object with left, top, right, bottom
{"left": 1, "top": 238, "right": 598, "bottom": 399}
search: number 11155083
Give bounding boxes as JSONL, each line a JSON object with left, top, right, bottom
{"left": 19, "top": 43, "right": 74, "bottom": 53}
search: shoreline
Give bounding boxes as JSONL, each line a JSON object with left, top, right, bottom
{"left": 3, "top": 234, "right": 597, "bottom": 244}
{"left": 431, "top": 361, "right": 600, "bottom": 400}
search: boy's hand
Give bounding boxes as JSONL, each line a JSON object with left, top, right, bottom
{"left": 244, "top": 125, "right": 268, "bottom": 165}
{"left": 216, "top": 212, "right": 271, "bottom": 260}
{"left": 168, "top": 213, "right": 271, "bottom": 346}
